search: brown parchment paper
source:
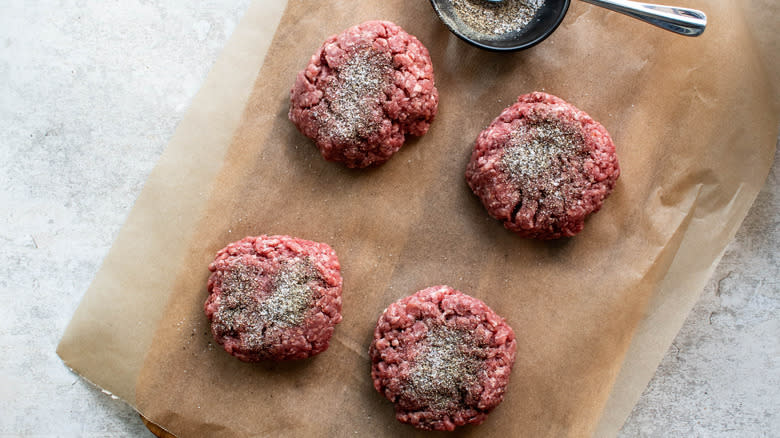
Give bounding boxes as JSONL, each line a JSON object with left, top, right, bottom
{"left": 59, "top": 0, "right": 779, "bottom": 436}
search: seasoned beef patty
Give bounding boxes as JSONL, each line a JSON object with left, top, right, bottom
{"left": 204, "top": 235, "right": 342, "bottom": 361}
{"left": 289, "top": 20, "right": 439, "bottom": 168}
{"left": 466, "top": 92, "right": 620, "bottom": 239}
{"left": 369, "top": 285, "right": 516, "bottom": 431}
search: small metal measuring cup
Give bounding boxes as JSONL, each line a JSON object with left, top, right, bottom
{"left": 429, "top": 0, "right": 707, "bottom": 51}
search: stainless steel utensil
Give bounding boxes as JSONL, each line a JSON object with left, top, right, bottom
{"left": 578, "top": 0, "right": 705, "bottom": 36}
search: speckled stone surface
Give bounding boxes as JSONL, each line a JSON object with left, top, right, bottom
{"left": 0, "top": 2, "right": 251, "bottom": 435}
{"left": 0, "top": 1, "right": 776, "bottom": 436}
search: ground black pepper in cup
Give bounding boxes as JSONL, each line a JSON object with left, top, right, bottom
{"left": 430, "top": 0, "right": 571, "bottom": 51}
{"left": 450, "top": 0, "right": 545, "bottom": 39}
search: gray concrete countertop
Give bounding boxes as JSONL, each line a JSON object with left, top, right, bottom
{"left": 1, "top": 2, "right": 776, "bottom": 436}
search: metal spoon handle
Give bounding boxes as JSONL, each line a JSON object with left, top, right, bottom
{"left": 578, "top": 0, "right": 706, "bottom": 36}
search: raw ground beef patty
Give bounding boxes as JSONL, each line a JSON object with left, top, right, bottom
{"left": 369, "top": 286, "right": 516, "bottom": 431}
{"left": 289, "top": 20, "right": 439, "bottom": 168}
{"left": 466, "top": 92, "right": 620, "bottom": 239}
{"left": 204, "top": 235, "right": 342, "bottom": 361}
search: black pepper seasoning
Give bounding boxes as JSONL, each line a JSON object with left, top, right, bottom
{"left": 214, "top": 259, "right": 317, "bottom": 349}
{"left": 450, "top": 0, "right": 545, "bottom": 38}
{"left": 322, "top": 48, "right": 392, "bottom": 143}
{"left": 406, "top": 325, "right": 483, "bottom": 409}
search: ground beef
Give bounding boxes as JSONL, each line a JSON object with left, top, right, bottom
{"left": 204, "top": 235, "right": 342, "bottom": 361}
{"left": 465, "top": 92, "right": 620, "bottom": 239}
{"left": 289, "top": 20, "right": 439, "bottom": 168}
{"left": 369, "top": 285, "right": 516, "bottom": 431}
